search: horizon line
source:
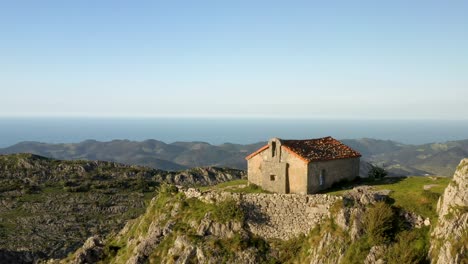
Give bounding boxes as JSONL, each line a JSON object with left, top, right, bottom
{"left": 1, "top": 114, "right": 468, "bottom": 121}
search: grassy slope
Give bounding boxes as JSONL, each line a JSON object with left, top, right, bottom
{"left": 324, "top": 176, "right": 451, "bottom": 220}
{"left": 199, "top": 179, "right": 269, "bottom": 194}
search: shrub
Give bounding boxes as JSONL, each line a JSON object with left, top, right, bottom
{"left": 274, "top": 234, "right": 307, "bottom": 262}
{"left": 364, "top": 202, "right": 395, "bottom": 245}
{"left": 157, "top": 183, "right": 178, "bottom": 195}
{"left": 368, "top": 165, "right": 388, "bottom": 179}
{"left": 341, "top": 236, "right": 371, "bottom": 264}
{"left": 385, "top": 228, "right": 429, "bottom": 264}
{"left": 212, "top": 198, "right": 244, "bottom": 223}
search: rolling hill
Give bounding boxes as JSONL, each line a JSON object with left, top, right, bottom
{"left": 1, "top": 138, "right": 467, "bottom": 176}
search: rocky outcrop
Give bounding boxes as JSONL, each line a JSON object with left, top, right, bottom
{"left": 0, "top": 153, "right": 245, "bottom": 186}
{"left": 430, "top": 158, "right": 468, "bottom": 264}
{"left": 161, "top": 167, "right": 246, "bottom": 186}
{"left": 364, "top": 246, "right": 387, "bottom": 264}
{"left": 68, "top": 186, "right": 267, "bottom": 264}
{"left": 186, "top": 186, "right": 396, "bottom": 264}
{"left": 69, "top": 181, "right": 458, "bottom": 264}
{"left": 305, "top": 186, "right": 392, "bottom": 263}
{"left": 71, "top": 236, "right": 104, "bottom": 264}
{"left": 0, "top": 154, "right": 245, "bottom": 263}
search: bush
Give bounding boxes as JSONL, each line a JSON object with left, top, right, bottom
{"left": 341, "top": 236, "right": 371, "bottom": 264}
{"left": 368, "top": 165, "right": 388, "bottom": 179}
{"left": 212, "top": 198, "right": 244, "bottom": 223}
{"left": 274, "top": 234, "right": 307, "bottom": 263}
{"left": 364, "top": 202, "right": 395, "bottom": 245}
{"left": 385, "top": 228, "right": 429, "bottom": 264}
{"left": 157, "top": 183, "right": 178, "bottom": 195}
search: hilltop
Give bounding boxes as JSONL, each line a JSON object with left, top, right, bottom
{"left": 58, "top": 161, "right": 467, "bottom": 264}
{"left": 2, "top": 138, "right": 468, "bottom": 176}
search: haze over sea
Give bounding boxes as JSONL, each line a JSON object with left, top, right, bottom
{"left": 1, "top": 118, "right": 468, "bottom": 148}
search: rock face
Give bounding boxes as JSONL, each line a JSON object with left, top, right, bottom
{"left": 430, "top": 158, "right": 468, "bottom": 263}
{"left": 163, "top": 167, "right": 246, "bottom": 186}
{"left": 303, "top": 186, "right": 392, "bottom": 264}
{"left": 72, "top": 236, "right": 104, "bottom": 264}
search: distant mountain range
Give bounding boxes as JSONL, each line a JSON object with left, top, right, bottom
{"left": 1, "top": 138, "right": 467, "bottom": 176}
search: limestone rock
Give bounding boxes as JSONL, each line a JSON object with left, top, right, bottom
{"left": 343, "top": 186, "right": 390, "bottom": 206}
{"left": 308, "top": 232, "right": 347, "bottom": 264}
{"left": 430, "top": 158, "right": 468, "bottom": 264}
{"left": 72, "top": 236, "right": 104, "bottom": 264}
{"left": 364, "top": 246, "right": 387, "bottom": 264}
{"left": 400, "top": 210, "right": 427, "bottom": 228}
{"left": 165, "top": 236, "right": 196, "bottom": 264}
{"left": 334, "top": 186, "right": 392, "bottom": 241}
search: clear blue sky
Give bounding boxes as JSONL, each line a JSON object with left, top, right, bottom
{"left": 1, "top": 1, "right": 467, "bottom": 119}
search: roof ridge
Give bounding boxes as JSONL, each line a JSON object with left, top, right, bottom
{"left": 246, "top": 136, "right": 361, "bottom": 162}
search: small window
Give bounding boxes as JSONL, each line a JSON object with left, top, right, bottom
{"left": 270, "top": 174, "right": 276, "bottom": 181}
{"left": 271, "top": 142, "right": 276, "bottom": 157}
{"left": 319, "top": 169, "right": 325, "bottom": 186}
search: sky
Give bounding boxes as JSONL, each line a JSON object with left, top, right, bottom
{"left": 1, "top": 0, "right": 467, "bottom": 119}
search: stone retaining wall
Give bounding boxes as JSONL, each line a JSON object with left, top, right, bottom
{"left": 183, "top": 188, "right": 341, "bottom": 240}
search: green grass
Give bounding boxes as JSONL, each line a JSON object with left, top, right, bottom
{"left": 199, "top": 179, "right": 270, "bottom": 194}
{"left": 199, "top": 179, "right": 248, "bottom": 191}
{"left": 324, "top": 176, "right": 451, "bottom": 219}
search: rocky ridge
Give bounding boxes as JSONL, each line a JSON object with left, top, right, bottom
{"left": 3, "top": 138, "right": 468, "bottom": 176}
{"left": 430, "top": 158, "right": 468, "bottom": 263}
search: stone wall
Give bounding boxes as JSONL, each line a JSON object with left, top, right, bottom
{"left": 183, "top": 188, "right": 341, "bottom": 240}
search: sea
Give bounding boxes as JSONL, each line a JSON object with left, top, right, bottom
{"left": 0, "top": 117, "right": 467, "bottom": 147}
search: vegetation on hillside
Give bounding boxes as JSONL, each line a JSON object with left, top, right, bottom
{"left": 0, "top": 153, "right": 458, "bottom": 263}
{"left": 91, "top": 184, "right": 270, "bottom": 264}
{"left": 85, "top": 177, "right": 450, "bottom": 264}
{"left": 323, "top": 176, "right": 450, "bottom": 220}
{"left": 0, "top": 154, "right": 244, "bottom": 262}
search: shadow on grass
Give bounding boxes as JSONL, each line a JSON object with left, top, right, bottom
{"left": 318, "top": 176, "right": 407, "bottom": 195}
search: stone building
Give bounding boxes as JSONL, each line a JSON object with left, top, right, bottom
{"left": 245, "top": 136, "right": 361, "bottom": 194}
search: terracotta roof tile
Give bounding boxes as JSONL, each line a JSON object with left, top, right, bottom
{"left": 281, "top": 136, "right": 361, "bottom": 162}
{"left": 245, "top": 136, "right": 361, "bottom": 162}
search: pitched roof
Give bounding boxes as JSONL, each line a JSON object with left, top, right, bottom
{"left": 245, "top": 144, "right": 269, "bottom": 160}
{"left": 245, "top": 136, "right": 361, "bottom": 162}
